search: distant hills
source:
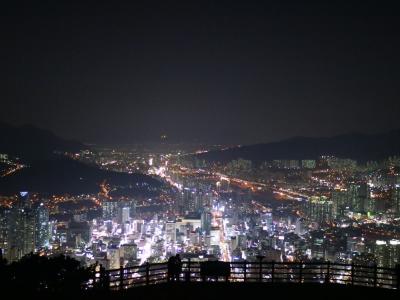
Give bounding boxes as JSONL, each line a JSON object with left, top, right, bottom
{"left": 0, "top": 122, "right": 85, "bottom": 161}
{"left": 0, "top": 122, "right": 163, "bottom": 195}
{"left": 193, "top": 130, "right": 400, "bottom": 164}
{"left": 0, "top": 157, "right": 162, "bottom": 195}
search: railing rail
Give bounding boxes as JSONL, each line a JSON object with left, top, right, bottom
{"left": 87, "top": 261, "right": 400, "bottom": 291}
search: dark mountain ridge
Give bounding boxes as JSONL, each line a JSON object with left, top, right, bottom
{"left": 0, "top": 122, "right": 85, "bottom": 161}
{"left": 0, "top": 122, "right": 163, "bottom": 195}
{"left": 194, "top": 130, "right": 400, "bottom": 163}
{"left": 0, "top": 156, "right": 162, "bottom": 195}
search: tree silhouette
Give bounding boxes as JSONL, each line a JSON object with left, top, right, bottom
{"left": 3, "top": 253, "right": 92, "bottom": 295}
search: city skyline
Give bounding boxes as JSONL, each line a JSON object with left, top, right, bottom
{"left": 1, "top": 1, "right": 400, "bottom": 296}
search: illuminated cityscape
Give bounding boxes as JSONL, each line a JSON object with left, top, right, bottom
{"left": 1, "top": 0, "right": 400, "bottom": 298}
{"left": 1, "top": 146, "right": 400, "bottom": 271}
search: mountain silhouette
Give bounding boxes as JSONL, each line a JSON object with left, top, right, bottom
{"left": 194, "top": 130, "right": 400, "bottom": 163}
{"left": 0, "top": 122, "right": 163, "bottom": 195}
{"left": 0, "top": 122, "right": 85, "bottom": 161}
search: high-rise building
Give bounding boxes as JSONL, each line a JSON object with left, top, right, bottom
{"left": 185, "top": 190, "right": 202, "bottom": 213}
{"left": 165, "top": 221, "right": 176, "bottom": 243}
{"left": 392, "top": 184, "right": 400, "bottom": 217}
{"left": 304, "top": 196, "right": 334, "bottom": 224}
{"left": 347, "top": 184, "right": 360, "bottom": 212}
{"left": 107, "top": 245, "right": 121, "bottom": 269}
{"left": 129, "top": 199, "right": 137, "bottom": 218}
{"left": 201, "top": 206, "right": 212, "bottom": 234}
{"left": 326, "top": 157, "right": 357, "bottom": 171}
{"left": 0, "top": 207, "right": 9, "bottom": 256}
{"left": 7, "top": 207, "right": 35, "bottom": 261}
{"left": 118, "top": 207, "right": 130, "bottom": 225}
{"left": 132, "top": 219, "right": 144, "bottom": 234}
{"left": 375, "top": 240, "right": 388, "bottom": 267}
{"left": 359, "top": 183, "right": 373, "bottom": 213}
{"left": 34, "top": 202, "right": 50, "bottom": 250}
{"left": 331, "top": 189, "right": 349, "bottom": 218}
{"left": 5, "top": 192, "right": 36, "bottom": 261}
{"left": 210, "top": 226, "right": 220, "bottom": 246}
{"left": 301, "top": 160, "right": 316, "bottom": 169}
{"left": 387, "top": 240, "right": 400, "bottom": 268}
{"left": 120, "top": 243, "right": 137, "bottom": 263}
{"left": 262, "top": 212, "right": 273, "bottom": 231}
{"left": 373, "top": 240, "right": 400, "bottom": 268}
{"left": 310, "top": 231, "right": 325, "bottom": 259}
{"left": 348, "top": 183, "right": 372, "bottom": 213}
{"left": 295, "top": 218, "right": 306, "bottom": 236}
{"left": 102, "top": 200, "right": 119, "bottom": 220}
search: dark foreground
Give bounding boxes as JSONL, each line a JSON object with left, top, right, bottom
{"left": 115, "top": 282, "right": 398, "bottom": 300}
{"left": 7, "top": 282, "right": 397, "bottom": 300}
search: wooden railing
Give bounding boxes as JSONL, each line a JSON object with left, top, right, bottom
{"left": 87, "top": 260, "right": 400, "bottom": 291}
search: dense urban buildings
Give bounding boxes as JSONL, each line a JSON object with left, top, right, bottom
{"left": 1, "top": 145, "right": 399, "bottom": 271}
{"left": 2, "top": 2, "right": 400, "bottom": 297}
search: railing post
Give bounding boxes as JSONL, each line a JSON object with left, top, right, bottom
{"left": 299, "top": 262, "right": 303, "bottom": 284}
{"left": 320, "top": 262, "right": 323, "bottom": 279}
{"left": 351, "top": 262, "right": 355, "bottom": 286}
{"left": 105, "top": 270, "right": 110, "bottom": 290}
{"left": 226, "top": 262, "right": 230, "bottom": 283}
{"left": 186, "top": 258, "right": 191, "bottom": 282}
{"left": 146, "top": 262, "right": 150, "bottom": 285}
{"left": 243, "top": 260, "right": 247, "bottom": 282}
{"left": 325, "top": 261, "right": 330, "bottom": 284}
{"left": 99, "top": 264, "right": 108, "bottom": 290}
{"left": 271, "top": 261, "right": 275, "bottom": 283}
{"left": 167, "top": 261, "right": 170, "bottom": 283}
{"left": 89, "top": 261, "right": 400, "bottom": 291}
{"left": 119, "top": 265, "right": 124, "bottom": 289}
{"left": 256, "top": 255, "right": 264, "bottom": 283}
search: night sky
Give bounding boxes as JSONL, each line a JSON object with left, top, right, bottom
{"left": 2, "top": 1, "right": 400, "bottom": 145}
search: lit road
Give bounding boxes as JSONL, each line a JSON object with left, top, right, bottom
{"left": 212, "top": 210, "right": 231, "bottom": 261}
{"left": 1, "top": 163, "right": 25, "bottom": 178}
{"left": 173, "top": 164, "right": 309, "bottom": 201}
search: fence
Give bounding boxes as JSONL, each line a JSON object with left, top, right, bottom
{"left": 87, "top": 260, "right": 400, "bottom": 291}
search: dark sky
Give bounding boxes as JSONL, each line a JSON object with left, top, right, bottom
{"left": 2, "top": 1, "right": 400, "bottom": 145}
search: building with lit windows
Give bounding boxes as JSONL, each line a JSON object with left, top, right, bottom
{"left": 392, "top": 184, "right": 400, "bottom": 216}
{"left": 304, "top": 196, "right": 334, "bottom": 224}
{"left": 0, "top": 207, "right": 9, "bottom": 255}
{"left": 332, "top": 189, "right": 349, "bottom": 218}
{"left": 118, "top": 206, "right": 130, "bottom": 225}
{"left": 301, "top": 160, "right": 316, "bottom": 169}
{"left": 347, "top": 183, "right": 373, "bottom": 214}
{"left": 34, "top": 202, "right": 51, "bottom": 250}
{"left": 121, "top": 243, "right": 137, "bottom": 264}
{"left": 108, "top": 245, "right": 121, "bottom": 269}
{"left": 102, "top": 200, "right": 119, "bottom": 220}
{"left": 210, "top": 226, "right": 221, "bottom": 246}
{"left": 165, "top": 221, "right": 176, "bottom": 243}
{"left": 374, "top": 240, "right": 400, "bottom": 268}
{"left": 6, "top": 192, "right": 35, "bottom": 262}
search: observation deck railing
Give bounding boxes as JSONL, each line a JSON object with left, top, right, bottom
{"left": 87, "top": 260, "right": 400, "bottom": 291}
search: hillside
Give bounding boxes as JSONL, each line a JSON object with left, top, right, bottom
{"left": 0, "top": 122, "right": 85, "bottom": 161}
{"left": 194, "top": 130, "right": 400, "bottom": 163}
{"left": 0, "top": 157, "right": 162, "bottom": 195}
{"left": 0, "top": 122, "right": 163, "bottom": 195}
